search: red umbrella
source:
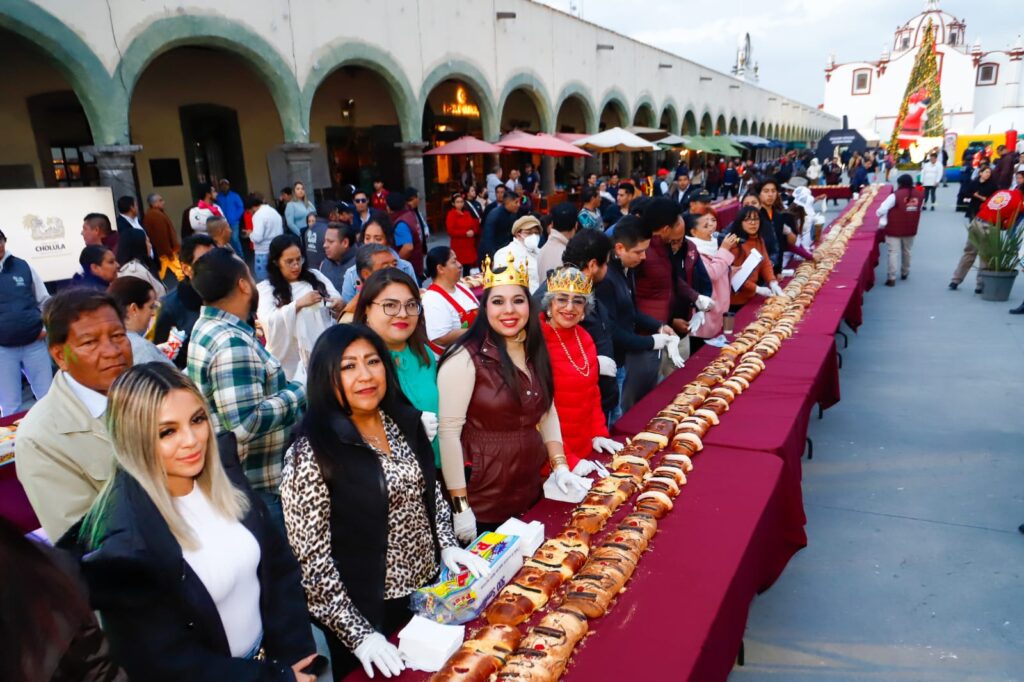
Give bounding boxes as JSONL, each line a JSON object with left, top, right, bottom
{"left": 423, "top": 135, "right": 502, "bottom": 156}
{"left": 496, "top": 131, "right": 592, "bottom": 158}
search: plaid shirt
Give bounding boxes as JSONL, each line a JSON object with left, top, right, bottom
{"left": 187, "top": 306, "right": 305, "bottom": 492}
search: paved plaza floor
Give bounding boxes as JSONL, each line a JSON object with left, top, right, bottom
{"left": 733, "top": 184, "right": 1024, "bottom": 680}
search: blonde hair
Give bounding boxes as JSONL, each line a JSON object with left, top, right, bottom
{"left": 86, "top": 364, "right": 249, "bottom": 551}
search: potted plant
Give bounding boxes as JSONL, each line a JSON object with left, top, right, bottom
{"left": 968, "top": 208, "right": 1023, "bottom": 302}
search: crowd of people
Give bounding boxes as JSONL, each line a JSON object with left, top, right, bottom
{"left": 2, "top": 154, "right": 850, "bottom": 681}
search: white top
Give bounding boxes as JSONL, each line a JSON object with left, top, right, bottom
{"left": 64, "top": 372, "right": 108, "bottom": 419}
{"left": 422, "top": 284, "right": 479, "bottom": 349}
{"left": 493, "top": 239, "right": 541, "bottom": 293}
{"left": 875, "top": 193, "right": 897, "bottom": 228}
{"left": 250, "top": 205, "right": 284, "bottom": 254}
{"left": 256, "top": 270, "right": 340, "bottom": 380}
{"left": 174, "top": 485, "right": 263, "bottom": 657}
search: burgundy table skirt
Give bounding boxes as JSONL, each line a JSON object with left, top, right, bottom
{"left": 0, "top": 411, "right": 38, "bottom": 534}
{"left": 344, "top": 446, "right": 791, "bottom": 682}
{"left": 712, "top": 198, "right": 739, "bottom": 227}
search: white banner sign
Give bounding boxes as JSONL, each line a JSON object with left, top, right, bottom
{"left": 0, "top": 187, "right": 116, "bottom": 282}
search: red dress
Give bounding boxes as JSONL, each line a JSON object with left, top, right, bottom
{"left": 540, "top": 320, "right": 608, "bottom": 469}
{"left": 446, "top": 209, "right": 480, "bottom": 266}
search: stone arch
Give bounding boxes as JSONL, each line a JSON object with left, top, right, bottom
{"left": 632, "top": 92, "right": 657, "bottom": 128}
{"left": 740, "top": 119, "right": 749, "bottom": 136}
{"left": 115, "top": 15, "right": 303, "bottom": 141}
{"left": 554, "top": 81, "right": 598, "bottom": 134}
{"left": 0, "top": 0, "right": 120, "bottom": 143}
{"left": 419, "top": 58, "right": 498, "bottom": 140}
{"left": 728, "top": 116, "right": 739, "bottom": 135}
{"left": 498, "top": 70, "right": 555, "bottom": 133}
{"left": 699, "top": 111, "right": 713, "bottom": 136}
{"left": 715, "top": 114, "right": 727, "bottom": 136}
{"left": 659, "top": 99, "right": 680, "bottom": 135}
{"left": 302, "top": 40, "right": 419, "bottom": 141}
{"left": 767, "top": 123, "right": 775, "bottom": 139}
{"left": 682, "top": 110, "right": 698, "bottom": 135}
{"left": 598, "top": 88, "right": 630, "bottom": 129}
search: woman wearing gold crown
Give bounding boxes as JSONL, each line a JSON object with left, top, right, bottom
{"left": 540, "top": 266, "right": 624, "bottom": 475}
{"left": 437, "top": 252, "right": 593, "bottom": 543}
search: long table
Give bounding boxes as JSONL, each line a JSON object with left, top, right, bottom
{"left": 810, "top": 185, "right": 853, "bottom": 201}
{"left": 0, "top": 411, "right": 38, "bottom": 534}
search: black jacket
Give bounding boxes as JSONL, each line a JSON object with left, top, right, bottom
{"left": 58, "top": 434, "right": 314, "bottom": 682}
{"left": 758, "top": 206, "right": 791, "bottom": 273}
{"left": 153, "top": 279, "right": 203, "bottom": 369}
{"left": 595, "top": 258, "right": 662, "bottom": 364}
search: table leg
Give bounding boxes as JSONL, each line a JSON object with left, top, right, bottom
{"left": 836, "top": 329, "right": 849, "bottom": 348}
{"left": 805, "top": 437, "right": 814, "bottom": 460}
{"left": 737, "top": 639, "right": 745, "bottom": 666}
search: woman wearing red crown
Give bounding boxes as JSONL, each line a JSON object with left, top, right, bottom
{"left": 437, "top": 252, "right": 592, "bottom": 543}
{"left": 540, "top": 265, "right": 623, "bottom": 475}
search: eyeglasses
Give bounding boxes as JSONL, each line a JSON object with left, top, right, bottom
{"left": 280, "top": 256, "right": 304, "bottom": 269}
{"left": 554, "top": 294, "right": 587, "bottom": 308}
{"left": 372, "top": 299, "right": 422, "bottom": 317}
{"left": 354, "top": 198, "right": 368, "bottom": 203}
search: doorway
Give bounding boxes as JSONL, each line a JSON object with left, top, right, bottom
{"left": 179, "top": 104, "right": 248, "bottom": 198}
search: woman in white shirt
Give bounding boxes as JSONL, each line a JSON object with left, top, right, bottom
{"left": 60, "top": 363, "right": 318, "bottom": 681}
{"left": 422, "top": 246, "right": 479, "bottom": 355}
{"left": 257, "top": 234, "right": 343, "bottom": 381}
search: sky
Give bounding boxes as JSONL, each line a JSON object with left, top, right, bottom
{"left": 536, "top": 0, "right": 1019, "bottom": 107}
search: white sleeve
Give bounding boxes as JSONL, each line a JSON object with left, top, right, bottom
{"left": 28, "top": 263, "right": 49, "bottom": 306}
{"left": 422, "top": 291, "right": 455, "bottom": 342}
{"left": 875, "top": 194, "right": 896, "bottom": 219}
{"left": 256, "top": 282, "right": 299, "bottom": 361}
{"left": 250, "top": 209, "right": 267, "bottom": 247}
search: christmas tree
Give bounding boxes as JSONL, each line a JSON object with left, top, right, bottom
{"left": 887, "top": 21, "right": 944, "bottom": 155}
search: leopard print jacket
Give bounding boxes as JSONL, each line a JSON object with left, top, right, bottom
{"left": 281, "top": 412, "right": 457, "bottom": 651}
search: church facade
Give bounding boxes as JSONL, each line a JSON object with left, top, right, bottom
{"left": 823, "top": 1, "right": 1024, "bottom": 140}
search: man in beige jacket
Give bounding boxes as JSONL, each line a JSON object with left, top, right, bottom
{"left": 16, "top": 288, "right": 133, "bottom": 540}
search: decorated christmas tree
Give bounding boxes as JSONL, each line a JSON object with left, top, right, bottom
{"left": 887, "top": 21, "right": 944, "bottom": 155}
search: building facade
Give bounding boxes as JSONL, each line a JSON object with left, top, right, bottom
{"left": 1, "top": 0, "right": 837, "bottom": 212}
{"left": 823, "top": 1, "right": 1024, "bottom": 141}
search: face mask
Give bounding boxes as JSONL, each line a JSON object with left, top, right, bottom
{"left": 523, "top": 234, "right": 541, "bottom": 251}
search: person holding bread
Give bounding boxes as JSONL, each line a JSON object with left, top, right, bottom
{"left": 438, "top": 252, "right": 592, "bottom": 544}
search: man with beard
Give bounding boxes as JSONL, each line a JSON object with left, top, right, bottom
{"left": 186, "top": 247, "right": 306, "bottom": 528}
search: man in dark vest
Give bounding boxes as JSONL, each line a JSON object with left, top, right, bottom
{"left": 0, "top": 229, "right": 53, "bottom": 416}
{"left": 875, "top": 173, "right": 923, "bottom": 287}
{"left": 387, "top": 191, "right": 425, "bottom": 281}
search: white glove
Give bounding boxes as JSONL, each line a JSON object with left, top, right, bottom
{"left": 590, "top": 437, "right": 624, "bottom": 456}
{"left": 441, "top": 546, "right": 492, "bottom": 579}
{"left": 354, "top": 633, "right": 405, "bottom": 679}
{"left": 689, "top": 310, "right": 706, "bottom": 335}
{"left": 420, "top": 411, "right": 439, "bottom": 441}
{"left": 551, "top": 466, "right": 593, "bottom": 495}
{"left": 665, "top": 340, "right": 686, "bottom": 369}
{"left": 769, "top": 281, "right": 785, "bottom": 296}
{"left": 452, "top": 508, "right": 477, "bottom": 544}
{"left": 695, "top": 294, "right": 714, "bottom": 312}
{"left": 651, "top": 333, "right": 675, "bottom": 351}
{"left": 573, "top": 457, "right": 611, "bottom": 478}
{"left": 597, "top": 355, "right": 618, "bottom": 377}
{"left": 754, "top": 286, "right": 772, "bottom": 297}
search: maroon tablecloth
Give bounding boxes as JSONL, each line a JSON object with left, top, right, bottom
{"left": 712, "top": 198, "right": 739, "bottom": 227}
{"left": 810, "top": 185, "right": 852, "bottom": 200}
{"left": 0, "top": 411, "right": 38, "bottom": 534}
{"left": 343, "top": 446, "right": 790, "bottom": 682}
{"left": 798, "top": 276, "right": 863, "bottom": 333}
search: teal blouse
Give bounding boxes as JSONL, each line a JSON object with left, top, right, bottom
{"left": 390, "top": 344, "right": 441, "bottom": 466}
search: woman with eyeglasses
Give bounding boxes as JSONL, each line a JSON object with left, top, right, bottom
{"left": 257, "top": 233, "right": 343, "bottom": 380}
{"left": 422, "top": 246, "right": 479, "bottom": 356}
{"left": 540, "top": 266, "right": 622, "bottom": 475}
{"left": 727, "top": 205, "right": 783, "bottom": 310}
{"left": 353, "top": 269, "right": 441, "bottom": 465}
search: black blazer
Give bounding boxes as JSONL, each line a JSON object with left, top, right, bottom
{"left": 58, "top": 434, "right": 314, "bottom": 682}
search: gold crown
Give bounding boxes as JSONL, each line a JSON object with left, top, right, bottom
{"left": 482, "top": 251, "right": 530, "bottom": 289}
{"left": 547, "top": 266, "right": 593, "bottom": 295}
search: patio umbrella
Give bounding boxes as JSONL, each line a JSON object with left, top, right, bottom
{"left": 423, "top": 135, "right": 503, "bottom": 156}
{"left": 573, "top": 127, "right": 658, "bottom": 152}
{"left": 496, "top": 131, "right": 592, "bottom": 157}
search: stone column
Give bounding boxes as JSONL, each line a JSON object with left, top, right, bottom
{"left": 621, "top": 151, "right": 633, "bottom": 179}
{"left": 541, "top": 156, "right": 556, "bottom": 196}
{"left": 277, "top": 143, "right": 320, "bottom": 192}
{"left": 396, "top": 141, "right": 428, "bottom": 199}
{"left": 83, "top": 145, "right": 142, "bottom": 202}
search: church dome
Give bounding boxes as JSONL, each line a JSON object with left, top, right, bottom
{"left": 893, "top": 1, "right": 966, "bottom": 54}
